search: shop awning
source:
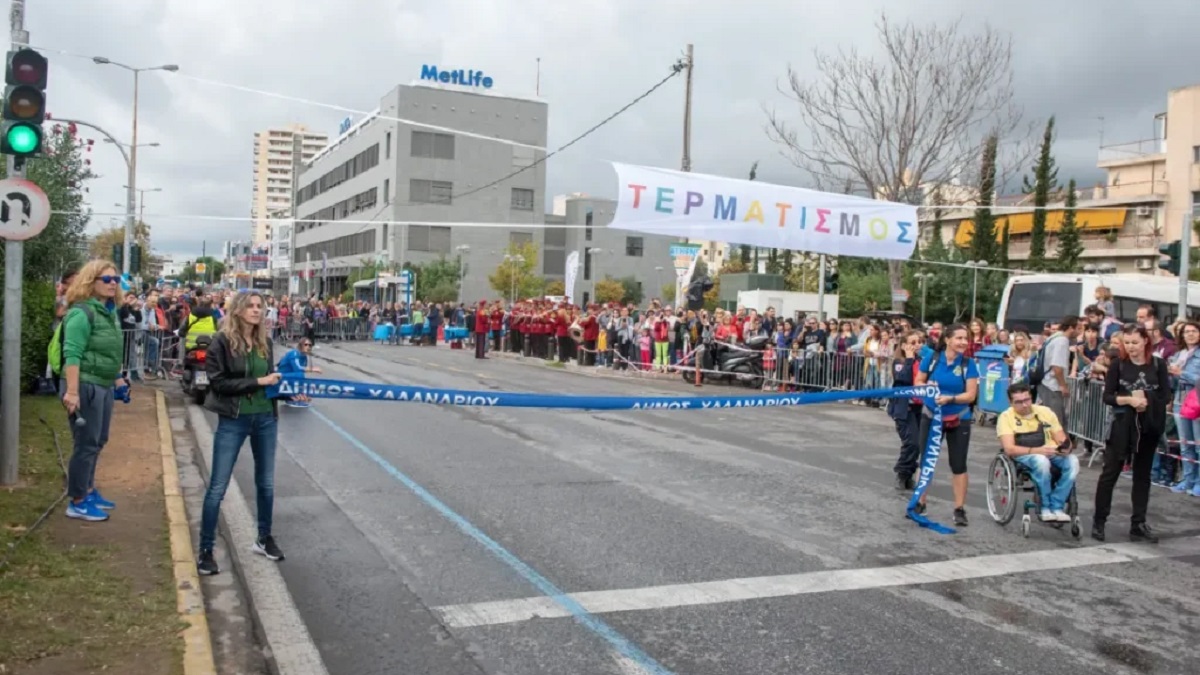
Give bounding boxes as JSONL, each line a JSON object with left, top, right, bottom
{"left": 953, "top": 208, "right": 1127, "bottom": 248}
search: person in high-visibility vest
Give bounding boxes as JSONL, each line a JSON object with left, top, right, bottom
{"left": 181, "top": 300, "right": 219, "bottom": 350}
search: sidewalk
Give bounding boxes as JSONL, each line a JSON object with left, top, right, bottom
{"left": 0, "top": 388, "right": 206, "bottom": 674}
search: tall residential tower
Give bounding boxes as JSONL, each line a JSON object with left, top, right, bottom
{"left": 250, "top": 123, "right": 328, "bottom": 244}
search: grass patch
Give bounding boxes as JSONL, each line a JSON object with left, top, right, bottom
{"left": 0, "top": 396, "right": 181, "bottom": 672}
{"left": 545, "top": 361, "right": 566, "bottom": 369}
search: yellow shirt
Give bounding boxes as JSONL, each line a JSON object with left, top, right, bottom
{"left": 996, "top": 404, "right": 1062, "bottom": 445}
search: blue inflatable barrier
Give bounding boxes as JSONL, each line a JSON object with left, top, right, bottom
{"left": 268, "top": 376, "right": 954, "bottom": 534}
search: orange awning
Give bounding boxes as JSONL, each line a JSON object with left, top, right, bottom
{"left": 953, "top": 208, "right": 1127, "bottom": 248}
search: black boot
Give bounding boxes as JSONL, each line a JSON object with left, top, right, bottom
{"left": 1129, "top": 523, "right": 1159, "bottom": 543}
{"left": 1091, "top": 520, "right": 1105, "bottom": 542}
{"left": 895, "top": 474, "right": 910, "bottom": 491}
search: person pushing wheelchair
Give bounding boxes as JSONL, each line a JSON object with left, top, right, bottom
{"left": 996, "top": 381, "right": 1078, "bottom": 523}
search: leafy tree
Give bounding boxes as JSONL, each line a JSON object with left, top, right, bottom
{"left": 784, "top": 254, "right": 821, "bottom": 292}
{"left": 178, "top": 256, "right": 225, "bottom": 284}
{"left": 968, "top": 134, "right": 1000, "bottom": 265}
{"left": 766, "top": 12, "right": 1025, "bottom": 311}
{"left": 922, "top": 192, "right": 949, "bottom": 262}
{"left": 617, "top": 276, "right": 644, "bottom": 305}
{"left": 1023, "top": 117, "right": 1058, "bottom": 272}
{"left": 406, "top": 255, "right": 462, "bottom": 300}
{"left": 87, "top": 221, "right": 150, "bottom": 275}
{"left": 545, "top": 279, "right": 566, "bottom": 296}
{"left": 0, "top": 125, "right": 94, "bottom": 281}
{"left": 0, "top": 281, "right": 54, "bottom": 389}
{"left": 693, "top": 258, "right": 709, "bottom": 280}
{"left": 838, "top": 270, "right": 891, "bottom": 317}
{"left": 594, "top": 277, "right": 624, "bottom": 303}
{"left": 487, "top": 241, "right": 542, "bottom": 301}
{"left": 1055, "top": 178, "right": 1084, "bottom": 272}
{"left": 719, "top": 259, "right": 750, "bottom": 274}
{"left": 660, "top": 282, "right": 676, "bottom": 302}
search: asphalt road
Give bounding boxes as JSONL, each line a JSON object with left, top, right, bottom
{"left": 209, "top": 340, "right": 1200, "bottom": 675}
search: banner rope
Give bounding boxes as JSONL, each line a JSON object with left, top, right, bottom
{"left": 268, "top": 376, "right": 955, "bottom": 534}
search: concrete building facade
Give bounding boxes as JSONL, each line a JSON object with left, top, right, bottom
{"left": 250, "top": 123, "right": 328, "bottom": 245}
{"left": 291, "top": 81, "right": 548, "bottom": 301}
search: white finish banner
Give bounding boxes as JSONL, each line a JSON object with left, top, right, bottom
{"left": 609, "top": 163, "right": 918, "bottom": 261}
{"left": 564, "top": 250, "right": 580, "bottom": 304}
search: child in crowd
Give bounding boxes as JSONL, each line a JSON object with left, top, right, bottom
{"left": 638, "top": 328, "right": 653, "bottom": 371}
{"left": 596, "top": 325, "right": 609, "bottom": 367}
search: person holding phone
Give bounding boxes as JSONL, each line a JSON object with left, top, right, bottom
{"left": 197, "top": 292, "right": 284, "bottom": 575}
{"left": 1092, "top": 324, "right": 1169, "bottom": 543}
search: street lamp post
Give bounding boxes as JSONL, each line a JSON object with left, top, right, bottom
{"left": 455, "top": 244, "right": 470, "bottom": 305}
{"left": 967, "top": 260, "right": 988, "bottom": 320}
{"left": 587, "top": 248, "right": 606, "bottom": 303}
{"left": 913, "top": 272, "right": 933, "bottom": 326}
{"left": 654, "top": 266, "right": 664, "bottom": 300}
{"left": 503, "top": 254, "right": 524, "bottom": 305}
{"left": 92, "top": 57, "right": 179, "bottom": 274}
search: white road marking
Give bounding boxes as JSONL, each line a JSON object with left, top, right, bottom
{"left": 435, "top": 536, "right": 1199, "bottom": 628}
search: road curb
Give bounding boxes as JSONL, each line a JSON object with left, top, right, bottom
{"left": 186, "top": 405, "right": 330, "bottom": 675}
{"left": 156, "top": 390, "right": 218, "bottom": 675}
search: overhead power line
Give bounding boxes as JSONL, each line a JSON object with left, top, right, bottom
{"left": 451, "top": 63, "right": 686, "bottom": 201}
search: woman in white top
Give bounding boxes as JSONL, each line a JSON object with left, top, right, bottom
{"left": 1006, "top": 331, "right": 1033, "bottom": 383}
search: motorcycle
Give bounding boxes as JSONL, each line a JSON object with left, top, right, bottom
{"left": 679, "top": 333, "right": 768, "bottom": 389}
{"left": 181, "top": 334, "right": 212, "bottom": 405}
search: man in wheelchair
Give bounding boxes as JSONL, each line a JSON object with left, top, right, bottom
{"left": 995, "top": 382, "right": 1079, "bottom": 523}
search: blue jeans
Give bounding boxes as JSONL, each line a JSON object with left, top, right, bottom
{"left": 200, "top": 412, "right": 277, "bottom": 551}
{"left": 1173, "top": 413, "right": 1200, "bottom": 489}
{"left": 66, "top": 382, "right": 114, "bottom": 500}
{"left": 1014, "top": 453, "right": 1079, "bottom": 511}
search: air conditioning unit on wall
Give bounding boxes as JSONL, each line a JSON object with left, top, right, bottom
{"left": 1136, "top": 259, "right": 1154, "bottom": 270}
{"left": 1135, "top": 206, "right": 1152, "bottom": 217}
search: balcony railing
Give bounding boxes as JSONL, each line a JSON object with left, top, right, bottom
{"left": 1005, "top": 230, "right": 1161, "bottom": 258}
{"left": 1098, "top": 139, "right": 1165, "bottom": 164}
{"left": 1090, "top": 179, "right": 1169, "bottom": 200}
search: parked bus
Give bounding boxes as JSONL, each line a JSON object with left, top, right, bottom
{"left": 997, "top": 273, "right": 1200, "bottom": 330}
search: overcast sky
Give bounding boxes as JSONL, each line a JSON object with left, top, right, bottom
{"left": 18, "top": 0, "right": 1200, "bottom": 259}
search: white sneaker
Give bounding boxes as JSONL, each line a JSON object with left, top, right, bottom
{"left": 1053, "top": 510, "right": 1071, "bottom": 522}
{"left": 1039, "top": 509, "right": 1055, "bottom": 522}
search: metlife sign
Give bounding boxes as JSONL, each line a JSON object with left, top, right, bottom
{"left": 419, "top": 64, "right": 494, "bottom": 89}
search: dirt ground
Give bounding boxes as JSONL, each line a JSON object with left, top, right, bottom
{"left": 0, "top": 389, "right": 182, "bottom": 675}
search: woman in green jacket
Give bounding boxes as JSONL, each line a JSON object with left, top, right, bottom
{"left": 60, "top": 260, "right": 127, "bottom": 522}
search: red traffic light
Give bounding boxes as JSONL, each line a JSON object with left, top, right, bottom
{"left": 6, "top": 48, "right": 47, "bottom": 88}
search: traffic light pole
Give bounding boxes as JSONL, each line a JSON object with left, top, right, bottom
{"left": 816, "top": 254, "right": 826, "bottom": 322}
{"left": 2, "top": 0, "right": 31, "bottom": 485}
{"left": 1180, "top": 209, "right": 1193, "bottom": 321}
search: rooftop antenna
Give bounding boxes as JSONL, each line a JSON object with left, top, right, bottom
{"left": 536, "top": 57, "right": 541, "bottom": 97}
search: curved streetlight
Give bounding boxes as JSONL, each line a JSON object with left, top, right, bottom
{"left": 503, "top": 253, "right": 525, "bottom": 305}
{"left": 92, "top": 57, "right": 179, "bottom": 274}
{"left": 455, "top": 244, "right": 471, "bottom": 304}
{"left": 913, "top": 272, "right": 934, "bottom": 326}
{"left": 965, "top": 260, "right": 988, "bottom": 320}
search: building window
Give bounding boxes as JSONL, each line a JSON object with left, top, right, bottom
{"left": 1193, "top": 145, "right": 1200, "bottom": 163}
{"left": 407, "top": 225, "right": 452, "bottom": 253}
{"left": 584, "top": 249, "right": 592, "bottom": 281}
{"left": 510, "top": 231, "right": 533, "bottom": 246}
{"left": 383, "top": 178, "right": 390, "bottom": 204}
{"left": 585, "top": 209, "right": 593, "bottom": 241}
{"left": 511, "top": 188, "right": 534, "bottom": 211}
{"left": 411, "top": 131, "right": 455, "bottom": 159}
{"left": 386, "top": 131, "right": 392, "bottom": 160}
{"left": 625, "top": 236, "right": 644, "bottom": 257}
{"left": 410, "top": 179, "right": 453, "bottom": 205}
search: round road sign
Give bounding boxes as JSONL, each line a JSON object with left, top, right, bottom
{"left": 0, "top": 177, "right": 51, "bottom": 241}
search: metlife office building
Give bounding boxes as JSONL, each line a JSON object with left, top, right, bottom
{"left": 291, "top": 66, "right": 548, "bottom": 301}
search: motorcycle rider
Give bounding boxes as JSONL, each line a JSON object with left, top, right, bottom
{"left": 181, "top": 299, "right": 219, "bottom": 350}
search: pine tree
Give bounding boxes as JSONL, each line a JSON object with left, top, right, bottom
{"left": 1023, "top": 117, "right": 1058, "bottom": 272}
{"left": 968, "top": 134, "right": 999, "bottom": 265}
{"left": 742, "top": 161, "right": 758, "bottom": 269}
{"left": 923, "top": 190, "right": 949, "bottom": 262}
{"left": 998, "top": 219, "right": 1011, "bottom": 269}
{"left": 1055, "top": 178, "right": 1084, "bottom": 272}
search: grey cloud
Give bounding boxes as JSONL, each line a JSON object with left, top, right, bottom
{"left": 20, "top": 0, "right": 1200, "bottom": 260}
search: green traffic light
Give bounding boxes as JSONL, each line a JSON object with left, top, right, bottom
{"left": 5, "top": 123, "right": 38, "bottom": 153}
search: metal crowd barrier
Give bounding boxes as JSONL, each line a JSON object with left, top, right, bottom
{"left": 119, "top": 327, "right": 178, "bottom": 379}
{"left": 276, "top": 316, "right": 370, "bottom": 343}
{"left": 1063, "top": 376, "right": 1110, "bottom": 448}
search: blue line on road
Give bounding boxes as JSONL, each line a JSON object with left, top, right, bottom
{"left": 310, "top": 408, "right": 676, "bottom": 675}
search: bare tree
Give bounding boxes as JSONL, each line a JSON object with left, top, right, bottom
{"left": 765, "top": 13, "right": 1027, "bottom": 310}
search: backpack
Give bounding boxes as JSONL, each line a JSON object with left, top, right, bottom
{"left": 1027, "top": 333, "right": 1065, "bottom": 389}
{"left": 47, "top": 303, "right": 96, "bottom": 377}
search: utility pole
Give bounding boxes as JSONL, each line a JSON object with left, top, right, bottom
{"left": 2, "top": 0, "right": 31, "bottom": 484}
{"left": 1179, "top": 208, "right": 1193, "bottom": 321}
{"left": 680, "top": 43, "right": 693, "bottom": 173}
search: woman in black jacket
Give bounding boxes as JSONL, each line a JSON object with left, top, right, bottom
{"left": 1093, "top": 323, "right": 1168, "bottom": 543}
{"left": 197, "top": 292, "right": 284, "bottom": 576}
{"left": 889, "top": 330, "right": 926, "bottom": 490}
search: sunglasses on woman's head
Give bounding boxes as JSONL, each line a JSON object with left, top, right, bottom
{"left": 98, "top": 275, "right": 119, "bottom": 284}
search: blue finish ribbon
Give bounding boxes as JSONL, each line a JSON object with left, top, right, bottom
{"left": 270, "top": 377, "right": 953, "bottom": 533}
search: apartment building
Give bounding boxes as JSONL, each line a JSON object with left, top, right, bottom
{"left": 250, "top": 123, "right": 329, "bottom": 245}
{"left": 921, "top": 83, "right": 1200, "bottom": 273}
{"left": 291, "top": 78, "right": 548, "bottom": 301}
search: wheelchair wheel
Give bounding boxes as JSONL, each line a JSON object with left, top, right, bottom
{"left": 987, "top": 454, "right": 1018, "bottom": 525}
{"left": 1067, "top": 487, "right": 1082, "bottom": 539}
